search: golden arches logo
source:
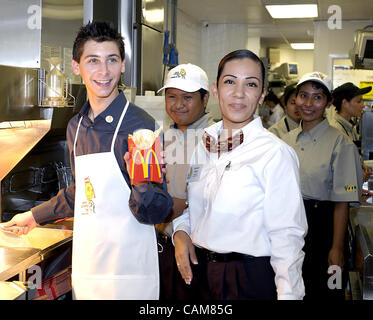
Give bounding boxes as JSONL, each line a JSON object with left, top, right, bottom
{"left": 131, "top": 149, "right": 162, "bottom": 180}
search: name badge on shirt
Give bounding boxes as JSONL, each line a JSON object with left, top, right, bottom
{"left": 186, "top": 165, "right": 202, "bottom": 183}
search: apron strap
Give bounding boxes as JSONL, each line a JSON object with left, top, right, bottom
{"left": 73, "top": 116, "right": 84, "bottom": 158}
{"left": 111, "top": 100, "right": 129, "bottom": 153}
{"left": 73, "top": 100, "right": 130, "bottom": 158}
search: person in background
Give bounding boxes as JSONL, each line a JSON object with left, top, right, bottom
{"left": 156, "top": 63, "right": 214, "bottom": 300}
{"left": 2, "top": 21, "right": 173, "bottom": 300}
{"left": 330, "top": 82, "right": 372, "bottom": 182}
{"left": 283, "top": 72, "right": 363, "bottom": 300}
{"left": 269, "top": 84, "right": 301, "bottom": 139}
{"left": 173, "top": 49, "right": 308, "bottom": 300}
{"left": 264, "top": 90, "right": 285, "bottom": 127}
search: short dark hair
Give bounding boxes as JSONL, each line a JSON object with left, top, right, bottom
{"left": 296, "top": 81, "right": 332, "bottom": 103}
{"left": 333, "top": 96, "right": 344, "bottom": 112}
{"left": 283, "top": 85, "right": 297, "bottom": 106}
{"left": 198, "top": 88, "right": 208, "bottom": 100}
{"left": 72, "top": 21, "right": 125, "bottom": 62}
{"left": 165, "top": 88, "right": 208, "bottom": 100}
{"left": 216, "top": 49, "right": 265, "bottom": 92}
{"left": 264, "top": 91, "right": 280, "bottom": 104}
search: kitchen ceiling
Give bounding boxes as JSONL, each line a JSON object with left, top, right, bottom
{"left": 177, "top": 0, "right": 373, "bottom": 47}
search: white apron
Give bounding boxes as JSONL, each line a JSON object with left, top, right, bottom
{"left": 71, "top": 101, "right": 159, "bottom": 300}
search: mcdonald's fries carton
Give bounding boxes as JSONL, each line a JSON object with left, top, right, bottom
{"left": 128, "top": 127, "right": 163, "bottom": 184}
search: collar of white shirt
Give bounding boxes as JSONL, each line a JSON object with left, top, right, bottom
{"left": 204, "top": 115, "right": 264, "bottom": 145}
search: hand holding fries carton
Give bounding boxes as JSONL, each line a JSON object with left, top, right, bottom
{"left": 128, "top": 127, "right": 163, "bottom": 184}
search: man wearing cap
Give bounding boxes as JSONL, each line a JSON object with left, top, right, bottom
{"left": 330, "top": 82, "right": 372, "bottom": 182}
{"left": 283, "top": 72, "right": 363, "bottom": 300}
{"left": 156, "top": 63, "right": 215, "bottom": 300}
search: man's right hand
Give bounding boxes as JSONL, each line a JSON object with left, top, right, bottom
{"left": 2, "top": 211, "right": 37, "bottom": 235}
{"left": 174, "top": 230, "right": 198, "bottom": 285}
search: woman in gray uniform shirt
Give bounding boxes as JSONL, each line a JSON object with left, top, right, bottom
{"left": 268, "top": 84, "right": 301, "bottom": 139}
{"left": 330, "top": 82, "right": 372, "bottom": 182}
{"left": 283, "top": 72, "right": 363, "bottom": 300}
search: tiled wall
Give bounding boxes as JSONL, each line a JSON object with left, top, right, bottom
{"left": 175, "top": 18, "right": 262, "bottom": 120}
{"left": 174, "top": 8, "right": 314, "bottom": 120}
{"left": 200, "top": 24, "right": 261, "bottom": 119}
{"left": 175, "top": 10, "right": 201, "bottom": 66}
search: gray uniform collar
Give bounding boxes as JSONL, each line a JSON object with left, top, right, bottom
{"left": 334, "top": 113, "right": 354, "bottom": 133}
{"left": 295, "top": 118, "right": 330, "bottom": 142}
{"left": 169, "top": 113, "right": 213, "bottom": 131}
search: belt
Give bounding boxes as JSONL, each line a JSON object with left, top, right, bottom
{"left": 303, "top": 198, "right": 334, "bottom": 209}
{"left": 157, "top": 233, "right": 171, "bottom": 245}
{"left": 195, "top": 247, "right": 254, "bottom": 263}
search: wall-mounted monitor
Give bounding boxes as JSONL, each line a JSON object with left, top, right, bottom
{"left": 275, "top": 62, "right": 299, "bottom": 80}
{"left": 351, "top": 29, "right": 373, "bottom": 69}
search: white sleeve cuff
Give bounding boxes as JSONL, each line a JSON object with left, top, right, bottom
{"left": 277, "top": 294, "right": 303, "bottom": 300}
{"left": 171, "top": 223, "right": 191, "bottom": 245}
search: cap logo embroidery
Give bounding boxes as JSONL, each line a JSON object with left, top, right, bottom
{"left": 309, "top": 72, "right": 324, "bottom": 79}
{"left": 171, "top": 68, "right": 186, "bottom": 80}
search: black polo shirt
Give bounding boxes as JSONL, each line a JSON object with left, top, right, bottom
{"left": 31, "top": 91, "right": 173, "bottom": 225}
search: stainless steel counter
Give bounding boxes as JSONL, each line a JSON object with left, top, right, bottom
{"left": 0, "top": 224, "right": 72, "bottom": 282}
{"left": 355, "top": 224, "right": 373, "bottom": 300}
{"left": 0, "top": 281, "right": 26, "bottom": 300}
{"left": 0, "top": 120, "right": 52, "bottom": 181}
{"left": 350, "top": 201, "right": 373, "bottom": 300}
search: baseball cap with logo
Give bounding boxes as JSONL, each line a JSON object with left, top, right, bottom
{"left": 157, "top": 63, "right": 209, "bottom": 94}
{"left": 297, "top": 71, "right": 332, "bottom": 94}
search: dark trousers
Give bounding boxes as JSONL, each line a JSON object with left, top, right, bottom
{"left": 158, "top": 234, "right": 195, "bottom": 300}
{"left": 302, "top": 199, "right": 348, "bottom": 300}
{"left": 191, "top": 247, "right": 277, "bottom": 300}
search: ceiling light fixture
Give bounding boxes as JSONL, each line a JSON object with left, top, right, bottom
{"left": 290, "top": 43, "right": 315, "bottom": 50}
{"left": 263, "top": 1, "right": 318, "bottom": 19}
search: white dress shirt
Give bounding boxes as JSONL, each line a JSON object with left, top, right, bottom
{"left": 173, "top": 116, "right": 308, "bottom": 300}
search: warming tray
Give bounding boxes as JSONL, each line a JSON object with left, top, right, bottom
{"left": 0, "top": 226, "right": 72, "bottom": 281}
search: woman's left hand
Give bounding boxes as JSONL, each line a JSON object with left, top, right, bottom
{"left": 328, "top": 247, "right": 344, "bottom": 269}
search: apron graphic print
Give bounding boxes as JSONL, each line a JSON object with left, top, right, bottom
{"left": 81, "top": 176, "right": 96, "bottom": 214}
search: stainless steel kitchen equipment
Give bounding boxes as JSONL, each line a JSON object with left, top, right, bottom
{"left": 83, "top": 0, "right": 165, "bottom": 95}
{"left": 349, "top": 205, "right": 373, "bottom": 299}
{"left": 0, "top": 222, "right": 73, "bottom": 300}
{"left": 361, "top": 109, "right": 373, "bottom": 160}
{"left": 0, "top": 0, "right": 41, "bottom": 69}
{"left": 0, "top": 65, "right": 76, "bottom": 222}
{"left": 0, "top": 0, "right": 83, "bottom": 300}
{"left": 120, "top": 0, "right": 164, "bottom": 95}
{"left": 356, "top": 224, "right": 373, "bottom": 300}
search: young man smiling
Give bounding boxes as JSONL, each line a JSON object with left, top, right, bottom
{"left": 3, "top": 21, "right": 173, "bottom": 300}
